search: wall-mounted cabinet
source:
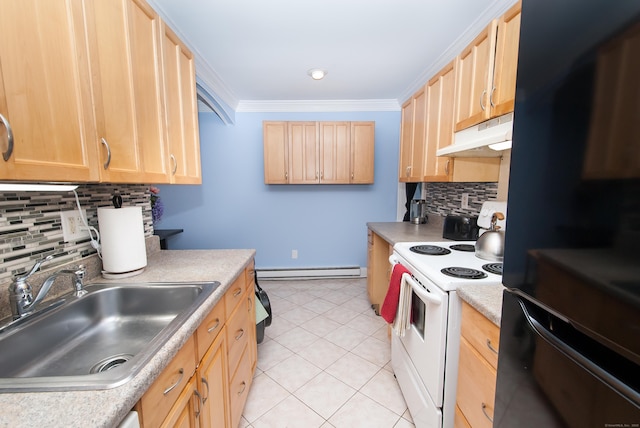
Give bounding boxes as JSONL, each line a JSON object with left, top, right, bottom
{"left": 399, "top": 88, "right": 427, "bottom": 182}
{"left": 264, "top": 121, "right": 375, "bottom": 184}
{"left": 0, "top": 0, "right": 99, "bottom": 182}
{"left": 86, "top": 0, "right": 169, "bottom": 184}
{"left": 398, "top": 60, "right": 500, "bottom": 183}
{"left": 0, "top": 0, "right": 201, "bottom": 185}
{"left": 160, "top": 21, "right": 202, "bottom": 184}
{"left": 454, "top": 1, "right": 521, "bottom": 132}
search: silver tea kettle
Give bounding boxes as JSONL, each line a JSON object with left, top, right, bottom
{"left": 475, "top": 212, "right": 505, "bottom": 261}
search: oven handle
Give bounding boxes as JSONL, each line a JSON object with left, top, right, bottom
{"left": 402, "top": 273, "right": 442, "bottom": 306}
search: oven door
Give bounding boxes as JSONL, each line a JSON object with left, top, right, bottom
{"left": 397, "top": 272, "right": 449, "bottom": 407}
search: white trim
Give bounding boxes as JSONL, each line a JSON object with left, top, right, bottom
{"left": 398, "top": 0, "right": 520, "bottom": 103}
{"left": 236, "top": 99, "right": 400, "bottom": 113}
{"left": 257, "top": 266, "right": 363, "bottom": 279}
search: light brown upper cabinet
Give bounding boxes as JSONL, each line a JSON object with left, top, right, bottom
{"left": 288, "top": 122, "right": 320, "bottom": 184}
{"left": 160, "top": 21, "right": 202, "bottom": 184}
{"left": 263, "top": 122, "right": 289, "bottom": 184}
{"left": 399, "top": 88, "right": 427, "bottom": 182}
{"left": 85, "top": 0, "right": 169, "bottom": 184}
{"left": 399, "top": 60, "right": 500, "bottom": 183}
{"left": 0, "top": 0, "right": 201, "bottom": 185}
{"left": 350, "top": 121, "right": 375, "bottom": 183}
{"left": 264, "top": 121, "right": 375, "bottom": 184}
{"left": 0, "top": 0, "right": 99, "bottom": 182}
{"left": 425, "top": 61, "right": 455, "bottom": 181}
{"left": 455, "top": 1, "right": 521, "bottom": 132}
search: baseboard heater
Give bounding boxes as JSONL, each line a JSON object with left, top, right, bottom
{"left": 257, "top": 266, "right": 362, "bottom": 279}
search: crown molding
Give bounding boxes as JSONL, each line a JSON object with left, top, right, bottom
{"left": 398, "top": 0, "right": 519, "bottom": 102}
{"left": 236, "top": 99, "right": 401, "bottom": 113}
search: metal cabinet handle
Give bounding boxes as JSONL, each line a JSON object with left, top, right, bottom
{"left": 238, "top": 381, "right": 246, "bottom": 395}
{"left": 207, "top": 319, "right": 220, "bottom": 333}
{"left": 235, "top": 329, "right": 245, "bottom": 341}
{"left": 0, "top": 113, "right": 14, "bottom": 161}
{"left": 170, "top": 154, "right": 177, "bottom": 175}
{"left": 233, "top": 288, "right": 242, "bottom": 297}
{"left": 285, "top": 171, "right": 288, "bottom": 180}
{"left": 193, "top": 389, "right": 202, "bottom": 418}
{"left": 489, "top": 86, "right": 496, "bottom": 108}
{"left": 201, "top": 377, "right": 210, "bottom": 404}
{"left": 481, "top": 402, "right": 493, "bottom": 422}
{"left": 480, "top": 89, "right": 487, "bottom": 111}
{"left": 405, "top": 166, "right": 411, "bottom": 177}
{"left": 163, "top": 368, "right": 184, "bottom": 395}
{"left": 445, "top": 159, "right": 450, "bottom": 175}
{"left": 486, "top": 339, "right": 499, "bottom": 355}
{"left": 100, "top": 138, "right": 111, "bottom": 170}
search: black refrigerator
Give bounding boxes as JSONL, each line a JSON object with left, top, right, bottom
{"left": 495, "top": 0, "right": 640, "bottom": 427}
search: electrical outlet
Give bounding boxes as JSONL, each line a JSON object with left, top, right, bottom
{"left": 292, "top": 249, "right": 298, "bottom": 259}
{"left": 461, "top": 193, "right": 469, "bottom": 209}
{"left": 60, "top": 210, "right": 90, "bottom": 242}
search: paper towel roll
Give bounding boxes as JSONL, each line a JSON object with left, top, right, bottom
{"left": 98, "top": 206, "right": 147, "bottom": 274}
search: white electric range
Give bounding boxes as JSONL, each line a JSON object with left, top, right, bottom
{"left": 389, "top": 240, "right": 503, "bottom": 428}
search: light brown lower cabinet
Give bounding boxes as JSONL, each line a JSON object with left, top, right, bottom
{"left": 366, "top": 229, "right": 393, "bottom": 315}
{"left": 136, "top": 260, "right": 256, "bottom": 428}
{"left": 455, "top": 301, "right": 500, "bottom": 428}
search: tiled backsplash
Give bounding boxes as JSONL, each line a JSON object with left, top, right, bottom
{"left": 0, "top": 184, "right": 153, "bottom": 284}
{"left": 425, "top": 182, "right": 499, "bottom": 216}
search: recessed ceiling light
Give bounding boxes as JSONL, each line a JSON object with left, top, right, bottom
{"left": 308, "top": 69, "right": 327, "bottom": 80}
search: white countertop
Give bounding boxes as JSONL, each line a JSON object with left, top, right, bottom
{"left": 0, "top": 249, "right": 255, "bottom": 428}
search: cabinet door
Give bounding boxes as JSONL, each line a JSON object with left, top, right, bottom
{"left": 161, "top": 21, "right": 202, "bottom": 184}
{"left": 425, "top": 61, "right": 455, "bottom": 181}
{"left": 0, "top": 0, "right": 99, "bottom": 181}
{"left": 351, "top": 122, "right": 375, "bottom": 184}
{"left": 455, "top": 21, "right": 498, "bottom": 132}
{"left": 398, "top": 99, "right": 414, "bottom": 182}
{"left": 263, "top": 121, "right": 289, "bottom": 183}
{"left": 288, "top": 122, "right": 318, "bottom": 183}
{"left": 198, "top": 331, "right": 229, "bottom": 428}
{"left": 491, "top": 2, "right": 521, "bottom": 117}
{"left": 160, "top": 377, "right": 199, "bottom": 428}
{"left": 319, "top": 122, "right": 351, "bottom": 183}
{"left": 410, "top": 87, "right": 428, "bottom": 181}
{"left": 86, "top": 0, "right": 169, "bottom": 183}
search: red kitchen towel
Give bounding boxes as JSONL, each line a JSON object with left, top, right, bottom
{"left": 381, "top": 263, "right": 411, "bottom": 324}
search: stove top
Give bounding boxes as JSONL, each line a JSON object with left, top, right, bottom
{"left": 393, "top": 241, "right": 504, "bottom": 291}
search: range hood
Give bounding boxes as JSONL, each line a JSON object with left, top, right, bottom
{"left": 437, "top": 113, "right": 513, "bottom": 157}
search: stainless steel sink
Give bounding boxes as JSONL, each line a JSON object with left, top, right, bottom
{"left": 0, "top": 281, "right": 219, "bottom": 392}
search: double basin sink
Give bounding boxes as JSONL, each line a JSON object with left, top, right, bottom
{"left": 0, "top": 281, "right": 219, "bottom": 392}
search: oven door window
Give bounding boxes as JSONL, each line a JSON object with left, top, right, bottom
{"left": 411, "top": 291, "right": 427, "bottom": 338}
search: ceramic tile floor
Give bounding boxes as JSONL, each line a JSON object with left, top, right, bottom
{"left": 240, "top": 277, "right": 415, "bottom": 428}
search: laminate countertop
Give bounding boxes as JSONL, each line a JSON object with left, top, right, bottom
{"left": 367, "top": 219, "right": 504, "bottom": 326}
{"left": 367, "top": 216, "right": 446, "bottom": 245}
{"left": 0, "top": 248, "right": 256, "bottom": 428}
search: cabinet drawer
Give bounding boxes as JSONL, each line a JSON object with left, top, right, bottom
{"left": 139, "top": 335, "right": 197, "bottom": 428}
{"left": 225, "top": 272, "right": 247, "bottom": 314}
{"left": 229, "top": 345, "right": 253, "bottom": 428}
{"left": 456, "top": 336, "right": 497, "bottom": 428}
{"left": 245, "top": 260, "right": 255, "bottom": 286}
{"left": 195, "top": 300, "right": 226, "bottom": 361}
{"left": 460, "top": 301, "right": 500, "bottom": 369}
{"left": 226, "top": 289, "right": 251, "bottom": 376}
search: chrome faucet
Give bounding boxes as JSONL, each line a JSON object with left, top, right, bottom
{"left": 8, "top": 255, "right": 87, "bottom": 320}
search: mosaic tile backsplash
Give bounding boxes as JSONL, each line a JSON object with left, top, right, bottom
{"left": 425, "top": 182, "right": 499, "bottom": 216}
{"left": 0, "top": 184, "right": 154, "bottom": 284}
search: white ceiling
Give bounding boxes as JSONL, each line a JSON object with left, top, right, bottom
{"left": 148, "top": 0, "right": 517, "bottom": 115}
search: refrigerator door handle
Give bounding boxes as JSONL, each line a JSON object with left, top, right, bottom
{"left": 511, "top": 291, "right": 640, "bottom": 407}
